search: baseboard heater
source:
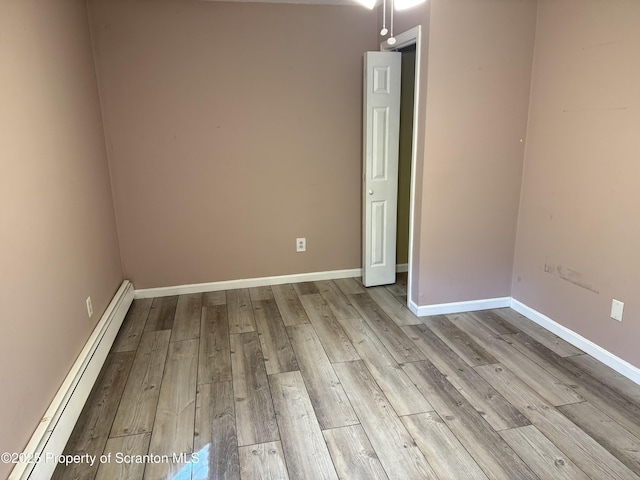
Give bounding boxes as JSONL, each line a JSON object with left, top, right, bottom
{"left": 9, "top": 280, "right": 134, "bottom": 480}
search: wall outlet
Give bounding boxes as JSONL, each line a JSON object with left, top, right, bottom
{"left": 296, "top": 237, "right": 306, "bottom": 252}
{"left": 611, "top": 299, "right": 624, "bottom": 322}
{"left": 86, "top": 296, "right": 94, "bottom": 319}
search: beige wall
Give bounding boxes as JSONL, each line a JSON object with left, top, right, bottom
{"left": 88, "top": 0, "right": 378, "bottom": 289}
{"left": 513, "top": 0, "right": 640, "bottom": 366}
{"left": 394, "top": 0, "right": 537, "bottom": 305}
{"left": 0, "top": 1, "right": 123, "bottom": 475}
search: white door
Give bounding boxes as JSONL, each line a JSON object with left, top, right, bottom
{"left": 362, "top": 51, "right": 401, "bottom": 287}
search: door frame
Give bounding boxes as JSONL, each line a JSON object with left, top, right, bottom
{"left": 380, "top": 25, "right": 422, "bottom": 313}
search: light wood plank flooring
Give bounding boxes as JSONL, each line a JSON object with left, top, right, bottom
{"left": 53, "top": 274, "right": 640, "bottom": 480}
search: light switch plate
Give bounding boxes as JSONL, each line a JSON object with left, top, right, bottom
{"left": 611, "top": 299, "right": 624, "bottom": 322}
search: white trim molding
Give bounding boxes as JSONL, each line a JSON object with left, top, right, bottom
{"left": 135, "top": 268, "right": 363, "bottom": 299}
{"left": 411, "top": 297, "right": 512, "bottom": 317}
{"left": 396, "top": 263, "right": 409, "bottom": 273}
{"left": 10, "top": 281, "right": 134, "bottom": 480}
{"left": 408, "top": 299, "right": 421, "bottom": 316}
{"left": 511, "top": 298, "right": 640, "bottom": 386}
{"left": 381, "top": 24, "right": 422, "bottom": 312}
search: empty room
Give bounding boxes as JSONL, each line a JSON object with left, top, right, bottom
{"left": 2, "top": 0, "right": 640, "bottom": 479}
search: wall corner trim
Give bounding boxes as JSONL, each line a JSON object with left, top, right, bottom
{"left": 510, "top": 298, "right": 640, "bottom": 386}
{"left": 408, "top": 299, "right": 421, "bottom": 316}
{"left": 413, "top": 297, "right": 512, "bottom": 316}
{"left": 134, "top": 268, "right": 363, "bottom": 299}
{"left": 9, "top": 280, "right": 134, "bottom": 480}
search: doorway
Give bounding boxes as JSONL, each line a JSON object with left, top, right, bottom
{"left": 396, "top": 44, "right": 416, "bottom": 277}
{"left": 382, "top": 26, "right": 422, "bottom": 312}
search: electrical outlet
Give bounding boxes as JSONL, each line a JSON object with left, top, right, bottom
{"left": 86, "top": 296, "right": 93, "bottom": 319}
{"left": 611, "top": 299, "right": 624, "bottom": 322}
{"left": 296, "top": 237, "right": 306, "bottom": 252}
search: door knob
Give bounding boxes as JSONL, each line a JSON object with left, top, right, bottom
{"left": 368, "top": 190, "right": 374, "bottom": 195}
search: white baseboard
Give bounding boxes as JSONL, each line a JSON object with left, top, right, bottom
{"left": 396, "top": 263, "right": 409, "bottom": 273}
{"left": 10, "top": 281, "right": 134, "bottom": 480}
{"left": 408, "top": 299, "right": 420, "bottom": 316}
{"left": 511, "top": 298, "right": 640, "bottom": 386}
{"left": 413, "top": 296, "right": 511, "bottom": 317}
{"left": 134, "top": 268, "right": 363, "bottom": 299}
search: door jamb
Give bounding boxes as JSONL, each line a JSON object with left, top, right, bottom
{"left": 380, "top": 25, "right": 422, "bottom": 313}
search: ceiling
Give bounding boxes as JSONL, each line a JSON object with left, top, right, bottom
{"left": 200, "top": 0, "right": 369, "bottom": 6}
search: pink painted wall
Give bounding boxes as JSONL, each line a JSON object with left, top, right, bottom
{"left": 393, "top": 0, "right": 537, "bottom": 306}
{"left": 0, "top": 1, "right": 123, "bottom": 476}
{"left": 88, "top": 1, "right": 379, "bottom": 289}
{"left": 513, "top": 0, "right": 640, "bottom": 367}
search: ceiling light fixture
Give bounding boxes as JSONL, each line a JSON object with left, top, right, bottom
{"left": 380, "top": 0, "right": 388, "bottom": 36}
{"left": 387, "top": 0, "right": 396, "bottom": 45}
{"left": 367, "top": 0, "right": 426, "bottom": 45}
{"left": 394, "top": 0, "right": 426, "bottom": 10}
{"left": 355, "top": 0, "right": 377, "bottom": 9}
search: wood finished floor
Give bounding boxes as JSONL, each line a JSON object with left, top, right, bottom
{"left": 53, "top": 274, "right": 640, "bottom": 480}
